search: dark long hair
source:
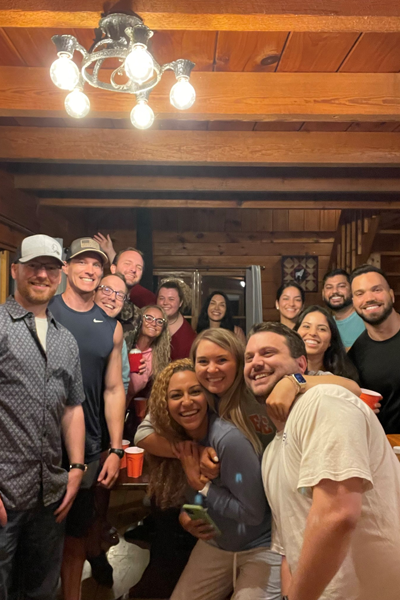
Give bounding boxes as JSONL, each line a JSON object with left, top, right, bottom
{"left": 294, "top": 305, "right": 359, "bottom": 381}
{"left": 196, "top": 290, "right": 235, "bottom": 334}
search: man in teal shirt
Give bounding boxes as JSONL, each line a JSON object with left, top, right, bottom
{"left": 322, "top": 268, "right": 365, "bottom": 349}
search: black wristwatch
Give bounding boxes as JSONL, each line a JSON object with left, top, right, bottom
{"left": 109, "top": 448, "right": 124, "bottom": 459}
{"left": 69, "top": 463, "right": 87, "bottom": 472}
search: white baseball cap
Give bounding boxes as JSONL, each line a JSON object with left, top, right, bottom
{"left": 18, "top": 234, "right": 64, "bottom": 266}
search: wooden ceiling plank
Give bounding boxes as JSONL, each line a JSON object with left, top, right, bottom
{"left": 277, "top": 32, "right": 360, "bottom": 72}
{"left": 0, "top": 28, "right": 26, "bottom": 66}
{"left": 300, "top": 122, "right": 350, "bottom": 131}
{"left": 16, "top": 174, "right": 400, "bottom": 193}
{"left": 215, "top": 32, "right": 288, "bottom": 72}
{"left": 2, "top": 128, "right": 400, "bottom": 166}
{"left": 2, "top": 1, "right": 400, "bottom": 32}
{"left": 4, "top": 27, "right": 77, "bottom": 68}
{"left": 1, "top": 69, "right": 400, "bottom": 121}
{"left": 346, "top": 122, "right": 400, "bottom": 132}
{"left": 340, "top": 32, "right": 400, "bottom": 72}
{"left": 150, "top": 30, "right": 217, "bottom": 72}
{"left": 38, "top": 199, "right": 400, "bottom": 210}
{"left": 254, "top": 122, "right": 303, "bottom": 131}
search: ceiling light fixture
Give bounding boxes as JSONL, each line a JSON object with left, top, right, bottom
{"left": 50, "top": 13, "right": 196, "bottom": 129}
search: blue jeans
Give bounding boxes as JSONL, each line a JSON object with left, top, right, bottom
{"left": 0, "top": 500, "right": 65, "bottom": 600}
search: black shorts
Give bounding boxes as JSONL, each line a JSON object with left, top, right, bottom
{"left": 65, "top": 460, "right": 100, "bottom": 538}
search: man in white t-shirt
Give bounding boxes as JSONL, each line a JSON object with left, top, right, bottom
{"left": 244, "top": 321, "right": 400, "bottom": 600}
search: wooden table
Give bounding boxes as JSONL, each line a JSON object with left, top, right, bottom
{"left": 387, "top": 434, "right": 400, "bottom": 448}
{"left": 114, "top": 467, "right": 149, "bottom": 490}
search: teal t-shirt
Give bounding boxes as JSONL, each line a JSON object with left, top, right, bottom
{"left": 335, "top": 311, "right": 365, "bottom": 348}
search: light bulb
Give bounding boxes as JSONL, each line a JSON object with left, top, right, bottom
{"left": 170, "top": 78, "right": 196, "bottom": 110}
{"left": 240, "top": 280, "right": 246, "bottom": 288}
{"left": 125, "top": 45, "right": 153, "bottom": 83}
{"left": 65, "top": 89, "right": 90, "bottom": 118}
{"left": 50, "top": 56, "right": 80, "bottom": 91}
{"left": 130, "top": 101, "right": 154, "bottom": 129}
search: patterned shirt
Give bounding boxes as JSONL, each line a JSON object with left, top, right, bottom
{"left": 0, "top": 296, "right": 84, "bottom": 511}
{"left": 118, "top": 299, "right": 142, "bottom": 352}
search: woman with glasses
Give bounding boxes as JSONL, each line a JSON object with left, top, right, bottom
{"left": 128, "top": 305, "right": 171, "bottom": 399}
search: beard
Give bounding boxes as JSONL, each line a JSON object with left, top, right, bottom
{"left": 356, "top": 300, "right": 394, "bottom": 326}
{"left": 323, "top": 295, "right": 353, "bottom": 312}
{"left": 19, "top": 280, "right": 55, "bottom": 305}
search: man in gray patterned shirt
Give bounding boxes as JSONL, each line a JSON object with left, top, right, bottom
{"left": 0, "top": 234, "right": 85, "bottom": 600}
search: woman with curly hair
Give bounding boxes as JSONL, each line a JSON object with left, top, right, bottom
{"left": 156, "top": 278, "right": 196, "bottom": 361}
{"left": 294, "top": 305, "right": 359, "bottom": 380}
{"left": 127, "top": 304, "right": 171, "bottom": 400}
{"left": 196, "top": 290, "right": 246, "bottom": 344}
{"left": 147, "top": 359, "right": 280, "bottom": 600}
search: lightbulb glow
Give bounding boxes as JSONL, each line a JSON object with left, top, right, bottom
{"left": 65, "top": 89, "right": 90, "bottom": 118}
{"left": 50, "top": 56, "right": 80, "bottom": 91}
{"left": 125, "top": 45, "right": 154, "bottom": 83}
{"left": 170, "top": 78, "right": 196, "bottom": 110}
{"left": 130, "top": 101, "right": 154, "bottom": 129}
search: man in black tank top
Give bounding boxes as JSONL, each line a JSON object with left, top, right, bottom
{"left": 49, "top": 238, "right": 125, "bottom": 599}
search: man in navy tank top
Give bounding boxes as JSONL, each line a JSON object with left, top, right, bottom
{"left": 50, "top": 237, "right": 125, "bottom": 599}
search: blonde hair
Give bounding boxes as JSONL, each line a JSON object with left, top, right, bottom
{"left": 190, "top": 329, "right": 262, "bottom": 455}
{"left": 139, "top": 305, "right": 171, "bottom": 378}
{"left": 147, "top": 359, "right": 213, "bottom": 508}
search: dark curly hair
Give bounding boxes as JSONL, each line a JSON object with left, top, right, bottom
{"left": 196, "top": 290, "right": 235, "bottom": 334}
{"left": 147, "top": 359, "right": 214, "bottom": 509}
{"left": 294, "top": 306, "right": 359, "bottom": 381}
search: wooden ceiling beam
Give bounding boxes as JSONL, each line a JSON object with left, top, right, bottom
{"left": 1, "top": 68, "right": 400, "bottom": 122}
{"left": 16, "top": 174, "right": 400, "bottom": 193}
{"left": 39, "top": 198, "right": 400, "bottom": 209}
{"left": 1, "top": 128, "right": 400, "bottom": 166}
{"left": 1, "top": 1, "right": 400, "bottom": 31}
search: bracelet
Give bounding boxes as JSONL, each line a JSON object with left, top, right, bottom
{"left": 69, "top": 463, "right": 87, "bottom": 472}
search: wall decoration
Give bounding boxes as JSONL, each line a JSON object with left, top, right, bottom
{"left": 281, "top": 256, "right": 318, "bottom": 292}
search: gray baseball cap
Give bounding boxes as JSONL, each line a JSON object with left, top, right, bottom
{"left": 18, "top": 234, "right": 63, "bottom": 266}
{"left": 65, "top": 237, "right": 108, "bottom": 265}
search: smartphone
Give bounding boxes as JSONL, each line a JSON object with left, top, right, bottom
{"left": 182, "top": 504, "right": 221, "bottom": 536}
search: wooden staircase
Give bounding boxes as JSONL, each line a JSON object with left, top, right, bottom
{"left": 372, "top": 213, "right": 400, "bottom": 308}
{"left": 329, "top": 210, "right": 380, "bottom": 272}
{"left": 329, "top": 210, "right": 400, "bottom": 310}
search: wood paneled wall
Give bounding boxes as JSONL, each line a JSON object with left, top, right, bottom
{"left": 93, "top": 207, "right": 340, "bottom": 322}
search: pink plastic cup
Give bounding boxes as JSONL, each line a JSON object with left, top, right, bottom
{"left": 125, "top": 447, "right": 144, "bottom": 478}
{"left": 360, "top": 388, "right": 382, "bottom": 410}
{"left": 120, "top": 439, "right": 131, "bottom": 469}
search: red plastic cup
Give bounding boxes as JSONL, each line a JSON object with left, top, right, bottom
{"left": 120, "top": 439, "right": 130, "bottom": 469}
{"left": 134, "top": 397, "right": 147, "bottom": 420}
{"left": 129, "top": 349, "right": 142, "bottom": 373}
{"left": 125, "top": 447, "right": 144, "bottom": 478}
{"left": 360, "top": 388, "right": 382, "bottom": 410}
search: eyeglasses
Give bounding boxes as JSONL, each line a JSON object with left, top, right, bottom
{"left": 143, "top": 314, "right": 165, "bottom": 327}
{"left": 97, "top": 285, "right": 126, "bottom": 302}
{"left": 24, "top": 262, "right": 62, "bottom": 277}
